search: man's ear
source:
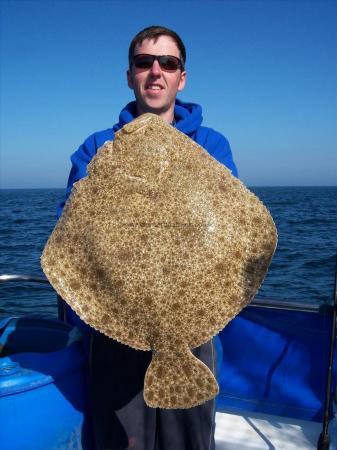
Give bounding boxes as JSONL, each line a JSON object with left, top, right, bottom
{"left": 178, "top": 70, "right": 187, "bottom": 92}
{"left": 127, "top": 70, "right": 133, "bottom": 89}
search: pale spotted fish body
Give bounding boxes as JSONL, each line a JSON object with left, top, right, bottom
{"left": 41, "top": 113, "right": 277, "bottom": 409}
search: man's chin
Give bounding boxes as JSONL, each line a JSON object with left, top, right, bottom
{"left": 138, "top": 103, "right": 169, "bottom": 116}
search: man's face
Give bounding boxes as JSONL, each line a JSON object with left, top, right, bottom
{"left": 127, "top": 35, "right": 186, "bottom": 118}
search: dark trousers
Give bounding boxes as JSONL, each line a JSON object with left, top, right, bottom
{"left": 89, "top": 333, "right": 217, "bottom": 450}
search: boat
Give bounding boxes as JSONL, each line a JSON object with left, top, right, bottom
{"left": 1, "top": 271, "right": 336, "bottom": 450}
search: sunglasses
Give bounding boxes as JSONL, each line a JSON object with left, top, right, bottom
{"left": 131, "top": 54, "right": 184, "bottom": 72}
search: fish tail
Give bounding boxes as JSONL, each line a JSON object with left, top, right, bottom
{"left": 144, "top": 346, "right": 219, "bottom": 409}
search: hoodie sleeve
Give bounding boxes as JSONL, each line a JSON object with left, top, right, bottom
{"left": 57, "top": 129, "right": 114, "bottom": 218}
{"left": 196, "top": 127, "right": 238, "bottom": 178}
{"left": 212, "top": 133, "right": 238, "bottom": 178}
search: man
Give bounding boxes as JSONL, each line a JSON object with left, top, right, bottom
{"left": 59, "top": 26, "right": 237, "bottom": 450}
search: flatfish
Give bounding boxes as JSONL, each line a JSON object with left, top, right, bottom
{"left": 41, "top": 113, "right": 277, "bottom": 409}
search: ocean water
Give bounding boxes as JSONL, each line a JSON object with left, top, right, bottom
{"left": 0, "top": 187, "right": 336, "bottom": 319}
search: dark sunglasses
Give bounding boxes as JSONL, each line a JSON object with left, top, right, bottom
{"left": 131, "top": 54, "right": 184, "bottom": 72}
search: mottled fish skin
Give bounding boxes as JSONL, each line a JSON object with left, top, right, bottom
{"left": 41, "top": 113, "right": 277, "bottom": 409}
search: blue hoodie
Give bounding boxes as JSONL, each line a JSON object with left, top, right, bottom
{"left": 57, "top": 99, "right": 238, "bottom": 217}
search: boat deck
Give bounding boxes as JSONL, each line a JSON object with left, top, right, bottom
{"left": 215, "top": 410, "right": 337, "bottom": 450}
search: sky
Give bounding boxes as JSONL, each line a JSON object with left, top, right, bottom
{"left": 1, "top": 0, "right": 336, "bottom": 188}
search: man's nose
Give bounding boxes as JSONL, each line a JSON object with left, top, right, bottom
{"left": 149, "top": 59, "right": 161, "bottom": 75}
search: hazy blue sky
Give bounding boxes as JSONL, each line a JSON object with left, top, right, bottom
{"left": 1, "top": 0, "right": 336, "bottom": 188}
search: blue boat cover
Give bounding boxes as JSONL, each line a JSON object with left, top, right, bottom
{"left": 216, "top": 305, "right": 337, "bottom": 421}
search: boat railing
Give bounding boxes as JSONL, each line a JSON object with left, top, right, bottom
{"left": 0, "top": 274, "right": 50, "bottom": 283}
{"left": 0, "top": 273, "right": 331, "bottom": 314}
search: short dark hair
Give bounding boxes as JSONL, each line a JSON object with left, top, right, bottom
{"left": 128, "top": 25, "right": 186, "bottom": 68}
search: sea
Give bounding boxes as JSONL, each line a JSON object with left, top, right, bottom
{"left": 0, "top": 187, "right": 336, "bottom": 319}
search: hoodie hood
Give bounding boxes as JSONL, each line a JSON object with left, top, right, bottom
{"left": 113, "top": 99, "right": 203, "bottom": 138}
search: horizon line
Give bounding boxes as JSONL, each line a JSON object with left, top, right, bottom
{"left": 1, "top": 185, "right": 337, "bottom": 190}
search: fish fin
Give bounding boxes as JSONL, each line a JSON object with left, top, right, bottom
{"left": 144, "top": 346, "right": 218, "bottom": 409}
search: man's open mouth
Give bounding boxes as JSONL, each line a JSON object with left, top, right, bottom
{"left": 146, "top": 84, "right": 163, "bottom": 90}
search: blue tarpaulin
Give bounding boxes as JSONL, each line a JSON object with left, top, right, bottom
{"left": 216, "top": 305, "right": 337, "bottom": 421}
